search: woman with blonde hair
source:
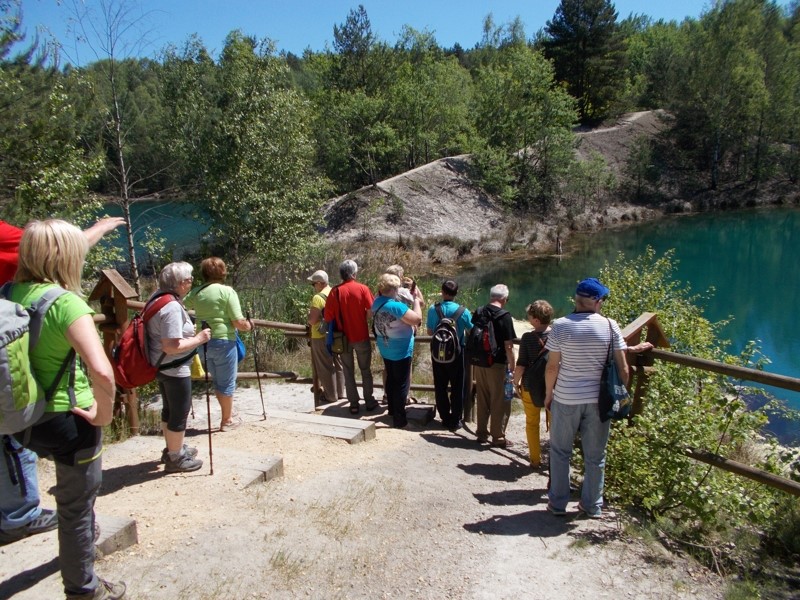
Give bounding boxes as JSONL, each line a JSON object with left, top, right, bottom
{"left": 371, "top": 273, "right": 422, "bottom": 428}
{"left": 8, "top": 219, "right": 126, "bottom": 599}
{"left": 183, "top": 257, "right": 251, "bottom": 431}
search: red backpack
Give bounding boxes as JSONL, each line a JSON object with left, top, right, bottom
{"left": 112, "top": 292, "right": 180, "bottom": 389}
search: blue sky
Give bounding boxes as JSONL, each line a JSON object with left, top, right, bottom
{"left": 18, "top": 0, "right": 791, "bottom": 65}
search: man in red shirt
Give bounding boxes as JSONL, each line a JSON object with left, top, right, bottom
{"left": 324, "top": 259, "right": 378, "bottom": 415}
{"left": 0, "top": 217, "right": 123, "bottom": 545}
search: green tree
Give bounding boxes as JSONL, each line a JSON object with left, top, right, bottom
{"left": 0, "top": 1, "right": 101, "bottom": 228}
{"left": 331, "top": 4, "right": 391, "bottom": 94}
{"left": 671, "top": 1, "right": 773, "bottom": 189}
{"left": 473, "top": 45, "right": 577, "bottom": 211}
{"left": 389, "top": 28, "right": 475, "bottom": 169}
{"left": 168, "top": 32, "right": 326, "bottom": 282}
{"left": 543, "top": 0, "right": 626, "bottom": 124}
{"left": 620, "top": 18, "right": 690, "bottom": 110}
{"left": 64, "top": 0, "right": 166, "bottom": 292}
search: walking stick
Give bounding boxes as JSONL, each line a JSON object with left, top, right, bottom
{"left": 200, "top": 321, "right": 214, "bottom": 475}
{"left": 247, "top": 310, "right": 267, "bottom": 420}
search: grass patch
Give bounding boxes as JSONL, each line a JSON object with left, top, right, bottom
{"left": 269, "top": 549, "right": 305, "bottom": 581}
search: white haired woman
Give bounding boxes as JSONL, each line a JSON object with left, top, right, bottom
{"left": 146, "top": 262, "right": 211, "bottom": 472}
{"left": 9, "top": 219, "right": 126, "bottom": 599}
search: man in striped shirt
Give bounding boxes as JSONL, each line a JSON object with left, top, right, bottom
{"left": 544, "top": 278, "right": 628, "bottom": 518}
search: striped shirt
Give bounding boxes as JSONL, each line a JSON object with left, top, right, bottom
{"left": 546, "top": 312, "right": 627, "bottom": 405}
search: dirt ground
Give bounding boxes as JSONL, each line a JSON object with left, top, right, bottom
{"left": 7, "top": 377, "right": 723, "bottom": 600}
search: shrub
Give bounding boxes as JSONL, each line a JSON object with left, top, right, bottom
{"left": 597, "top": 248, "right": 796, "bottom": 572}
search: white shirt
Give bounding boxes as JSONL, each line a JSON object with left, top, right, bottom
{"left": 546, "top": 312, "right": 627, "bottom": 405}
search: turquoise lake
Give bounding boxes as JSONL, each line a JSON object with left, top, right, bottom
{"left": 456, "top": 207, "right": 800, "bottom": 432}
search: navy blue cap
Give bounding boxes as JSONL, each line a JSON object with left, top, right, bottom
{"left": 575, "top": 278, "right": 610, "bottom": 300}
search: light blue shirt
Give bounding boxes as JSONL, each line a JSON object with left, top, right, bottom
{"left": 372, "top": 296, "right": 414, "bottom": 361}
{"left": 426, "top": 300, "right": 473, "bottom": 345}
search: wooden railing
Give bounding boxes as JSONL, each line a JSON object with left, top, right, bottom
{"left": 90, "top": 272, "right": 799, "bottom": 496}
{"left": 620, "top": 313, "right": 800, "bottom": 497}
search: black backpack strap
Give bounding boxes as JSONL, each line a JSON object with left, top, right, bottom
{"left": 452, "top": 305, "right": 466, "bottom": 322}
{"left": 434, "top": 302, "right": 444, "bottom": 321}
{"left": 2, "top": 435, "right": 27, "bottom": 497}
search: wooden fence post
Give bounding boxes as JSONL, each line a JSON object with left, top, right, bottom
{"left": 88, "top": 270, "right": 139, "bottom": 433}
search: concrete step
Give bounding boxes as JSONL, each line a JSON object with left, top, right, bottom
{"left": 263, "top": 409, "right": 376, "bottom": 444}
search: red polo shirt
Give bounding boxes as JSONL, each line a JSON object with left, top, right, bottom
{"left": 323, "top": 279, "right": 374, "bottom": 343}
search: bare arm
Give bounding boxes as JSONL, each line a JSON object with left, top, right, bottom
{"left": 82, "top": 217, "right": 125, "bottom": 247}
{"left": 613, "top": 349, "right": 630, "bottom": 386}
{"left": 161, "top": 328, "right": 211, "bottom": 355}
{"left": 504, "top": 340, "right": 516, "bottom": 372}
{"left": 308, "top": 306, "right": 322, "bottom": 326}
{"left": 512, "top": 364, "right": 524, "bottom": 388}
{"left": 66, "top": 314, "right": 115, "bottom": 427}
{"left": 401, "top": 297, "right": 422, "bottom": 326}
{"left": 544, "top": 350, "right": 561, "bottom": 410}
{"left": 627, "top": 341, "right": 653, "bottom": 354}
{"left": 232, "top": 318, "right": 252, "bottom": 331}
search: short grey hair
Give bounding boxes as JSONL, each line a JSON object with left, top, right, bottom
{"left": 159, "top": 261, "right": 193, "bottom": 292}
{"left": 489, "top": 284, "right": 509, "bottom": 301}
{"left": 339, "top": 259, "right": 358, "bottom": 281}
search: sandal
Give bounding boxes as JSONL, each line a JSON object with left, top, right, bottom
{"left": 219, "top": 417, "right": 242, "bottom": 431}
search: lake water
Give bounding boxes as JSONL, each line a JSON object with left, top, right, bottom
{"left": 100, "top": 199, "right": 208, "bottom": 266}
{"left": 456, "top": 207, "right": 800, "bottom": 439}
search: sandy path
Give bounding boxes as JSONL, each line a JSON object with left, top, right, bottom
{"left": 6, "top": 382, "right": 720, "bottom": 599}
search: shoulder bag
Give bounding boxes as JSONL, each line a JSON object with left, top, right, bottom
{"left": 598, "top": 318, "right": 632, "bottom": 422}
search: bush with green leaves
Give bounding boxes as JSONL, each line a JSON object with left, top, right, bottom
{"left": 597, "top": 248, "right": 796, "bottom": 560}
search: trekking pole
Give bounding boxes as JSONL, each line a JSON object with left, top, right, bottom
{"left": 247, "top": 310, "right": 267, "bottom": 420}
{"left": 200, "top": 321, "right": 214, "bottom": 475}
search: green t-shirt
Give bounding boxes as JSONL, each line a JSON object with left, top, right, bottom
{"left": 183, "top": 282, "right": 244, "bottom": 340}
{"left": 9, "top": 282, "right": 95, "bottom": 413}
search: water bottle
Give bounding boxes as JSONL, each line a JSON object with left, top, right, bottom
{"left": 504, "top": 369, "right": 514, "bottom": 403}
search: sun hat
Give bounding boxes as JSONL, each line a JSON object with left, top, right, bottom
{"left": 575, "top": 278, "right": 610, "bottom": 300}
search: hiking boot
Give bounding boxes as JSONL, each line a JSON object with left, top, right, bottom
{"left": 66, "top": 578, "right": 126, "bottom": 599}
{"left": 164, "top": 452, "right": 203, "bottom": 473}
{"left": 160, "top": 445, "right": 198, "bottom": 464}
{"left": 0, "top": 508, "right": 58, "bottom": 545}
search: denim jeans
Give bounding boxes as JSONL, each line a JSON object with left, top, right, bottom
{"left": 201, "top": 338, "right": 238, "bottom": 396}
{"left": 548, "top": 400, "right": 611, "bottom": 515}
{"left": 0, "top": 435, "right": 41, "bottom": 531}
